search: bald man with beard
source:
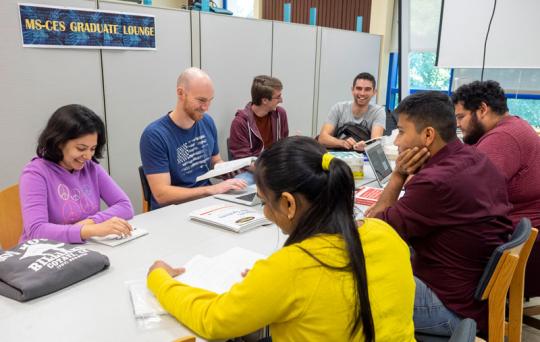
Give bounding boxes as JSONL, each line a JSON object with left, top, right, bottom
{"left": 140, "top": 67, "right": 247, "bottom": 210}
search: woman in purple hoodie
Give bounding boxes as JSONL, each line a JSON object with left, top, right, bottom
{"left": 19, "top": 104, "right": 134, "bottom": 244}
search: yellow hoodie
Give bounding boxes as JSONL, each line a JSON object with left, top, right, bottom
{"left": 148, "top": 218, "right": 415, "bottom": 341}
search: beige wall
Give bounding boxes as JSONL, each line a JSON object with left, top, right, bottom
{"left": 369, "top": 0, "right": 395, "bottom": 106}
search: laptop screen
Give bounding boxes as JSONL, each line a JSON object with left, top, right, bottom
{"left": 364, "top": 141, "right": 392, "bottom": 185}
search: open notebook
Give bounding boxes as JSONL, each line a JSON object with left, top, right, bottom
{"left": 129, "top": 247, "right": 266, "bottom": 318}
{"left": 89, "top": 227, "right": 148, "bottom": 247}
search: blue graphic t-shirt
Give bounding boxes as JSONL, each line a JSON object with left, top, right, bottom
{"left": 140, "top": 113, "right": 219, "bottom": 209}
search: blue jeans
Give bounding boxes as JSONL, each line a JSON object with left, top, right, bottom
{"left": 414, "top": 276, "right": 462, "bottom": 336}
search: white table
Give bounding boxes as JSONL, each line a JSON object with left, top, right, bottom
{"left": 0, "top": 196, "right": 287, "bottom": 342}
{"left": 0, "top": 160, "right": 387, "bottom": 342}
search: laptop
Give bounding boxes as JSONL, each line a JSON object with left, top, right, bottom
{"left": 364, "top": 141, "right": 393, "bottom": 186}
{"left": 214, "top": 185, "right": 261, "bottom": 206}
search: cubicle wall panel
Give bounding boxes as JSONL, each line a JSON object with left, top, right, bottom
{"left": 316, "top": 28, "right": 381, "bottom": 132}
{"left": 200, "top": 13, "right": 272, "bottom": 160}
{"left": 272, "top": 22, "right": 317, "bottom": 137}
{"left": 99, "top": 2, "right": 192, "bottom": 214}
{"left": 0, "top": 0, "right": 104, "bottom": 190}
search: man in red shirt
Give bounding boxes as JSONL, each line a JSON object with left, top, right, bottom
{"left": 229, "top": 75, "right": 289, "bottom": 160}
{"left": 453, "top": 80, "right": 540, "bottom": 298}
{"left": 366, "top": 91, "right": 513, "bottom": 336}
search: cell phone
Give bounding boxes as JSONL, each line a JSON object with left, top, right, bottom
{"left": 364, "top": 137, "right": 382, "bottom": 145}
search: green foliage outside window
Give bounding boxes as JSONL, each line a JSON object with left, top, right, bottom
{"left": 409, "top": 52, "right": 450, "bottom": 90}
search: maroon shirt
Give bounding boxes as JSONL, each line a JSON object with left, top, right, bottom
{"left": 476, "top": 115, "right": 540, "bottom": 297}
{"left": 377, "top": 139, "right": 513, "bottom": 333}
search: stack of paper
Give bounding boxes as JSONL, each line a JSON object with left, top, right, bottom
{"left": 189, "top": 204, "right": 270, "bottom": 233}
{"left": 129, "top": 247, "right": 266, "bottom": 318}
{"left": 355, "top": 186, "right": 383, "bottom": 206}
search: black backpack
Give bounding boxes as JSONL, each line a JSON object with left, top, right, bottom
{"left": 334, "top": 121, "right": 371, "bottom": 142}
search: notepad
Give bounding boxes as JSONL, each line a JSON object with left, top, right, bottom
{"left": 89, "top": 227, "right": 148, "bottom": 247}
{"left": 189, "top": 204, "right": 270, "bottom": 233}
{"left": 129, "top": 247, "right": 266, "bottom": 318}
{"left": 355, "top": 186, "right": 384, "bottom": 206}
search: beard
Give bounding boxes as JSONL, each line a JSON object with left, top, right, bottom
{"left": 462, "top": 111, "right": 486, "bottom": 145}
{"left": 184, "top": 103, "right": 204, "bottom": 122}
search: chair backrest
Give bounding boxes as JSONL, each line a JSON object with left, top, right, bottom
{"left": 0, "top": 184, "right": 24, "bottom": 250}
{"left": 475, "top": 218, "right": 532, "bottom": 300}
{"left": 474, "top": 218, "right": 536, "bottom": 342}
{"left": 138, "top": 166, "right": 151, "bottom": 213}
{"left": 226, "top": 137, "right": 233, "bottom": 161}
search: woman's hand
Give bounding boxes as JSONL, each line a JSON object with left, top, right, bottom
{"left": 148, "top": 260, "right": 185, "bottom": 277}
{"left": 80, "top": 217, "right": 132, "bottom": 240}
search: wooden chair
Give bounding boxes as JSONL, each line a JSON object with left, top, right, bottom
{"left": 473, "top": 218, "right": 537, "bottom": 342}
{"left": 138, "top": 166, "right": 151, "bottom": 213}
{"left": 520, "top": 226, "right": 540, "bottom": 330}
{"left": 172, "top": 336, "right": 196, "bottom": 342}
{"left": 0, "top": 184, "right": 24, "bottom": 250}
{"left": 417, "top": 218, "right": 537, "bottom": 342}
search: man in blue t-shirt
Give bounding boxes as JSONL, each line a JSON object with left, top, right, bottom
{"left": 140, "top": 67, "right": 247, "bottom": 209}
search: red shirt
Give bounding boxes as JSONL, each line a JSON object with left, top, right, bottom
{"left": 476, "top": 115, "right": 540, "bottom": 227}
{"left": 377, "top": 139, "right": 513, "bottom": 333}
{"left": 254, "top": 113, "right": 274, "bottom": 149}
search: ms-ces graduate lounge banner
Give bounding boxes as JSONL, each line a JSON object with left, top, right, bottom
{"left": 19, "top": 3, "right": 156, "bottom": 50}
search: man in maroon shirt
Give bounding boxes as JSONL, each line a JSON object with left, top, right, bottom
{"left": 366, "top": 91, "right": 513, "bottom": 336}
{"left": 453, "top": 80, "right": 540, "bottom": 298}
{"left": 229, "top": 75, "right": 289, "bottom": 160}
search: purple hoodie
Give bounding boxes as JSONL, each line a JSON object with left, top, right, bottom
{"left": 19, "top": 157, "right": 134, "bottom": 244}
{"left": 229, "top": 102, "right": 289, "bottom": 159}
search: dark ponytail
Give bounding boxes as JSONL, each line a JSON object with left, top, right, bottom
{"left": 254, "top": 136, "right": 375, "bottom": 341}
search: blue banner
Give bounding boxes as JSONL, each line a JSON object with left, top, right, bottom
{"left": 19, "top": 3, "right": 156, "bottom": 50}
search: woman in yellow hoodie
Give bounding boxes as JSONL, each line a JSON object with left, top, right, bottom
{"left": 147, "top": 136, "right": 415, "bottom": 341}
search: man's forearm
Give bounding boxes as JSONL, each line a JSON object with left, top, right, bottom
{"left": 366, "top": 171, "right": 406, "bottom": 218}
{"left": 376, "top": 172, "right": 406, "bottom": 209}
{"left": 319, "top": 133, "right": 345, "bottom": 148}
{"left": 153, "top": 184, "right": 214, "bottom": 206}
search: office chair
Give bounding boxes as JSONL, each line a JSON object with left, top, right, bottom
{"left": 226, "top": 137, "right": 234, "bottom": 161}
{"left": 138, "top": 166, "right": 152, "bottom": 213}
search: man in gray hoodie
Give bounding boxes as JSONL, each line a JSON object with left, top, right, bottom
{"left": 229, "top": 75, "right": 289, "bottom": 159}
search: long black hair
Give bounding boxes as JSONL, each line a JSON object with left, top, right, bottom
{"left": 37, "top": 104, "right": 106, "bottom": 163}
{"left": 254, "top": 136, "right": 375, "bottom": 341}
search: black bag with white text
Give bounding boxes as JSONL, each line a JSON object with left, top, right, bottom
{"left": 0, "top": 239, "right": 110, "bottom": 302}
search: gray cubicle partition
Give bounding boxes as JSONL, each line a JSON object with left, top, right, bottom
{"left": 1, "top": 1, "right": 382, "bottom": 214}
{"left": 316, "top": 28, "right": 382, "bottom": 133}
{"left": 272, "top": 22, "right": 317, "bottom": 137}
{"left": 0, "top": 0, "right": 105, "bottom": 190}
{"left": 199, "top": 12, "right": 273, "bottom": 161}
{"left": 99, "top": 1, "right": 192, "bottom": 214}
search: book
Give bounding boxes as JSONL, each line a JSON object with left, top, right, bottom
{"left": 89, "top": 227, "right": 148, "bottom": 247}
{"left": 195, "top": 156, "right": 256, "bottom": 182}
{"left": 128, "top": 247, "right": 266, "bottom": 318}
{"left": 189, "top": 204, "right": 270, "bottom": 233}
{"left": 354, "top": 186, "right": 384, "bottom": 206}
{"left": 177, "top": 247, "right": 265, "bottom": 294}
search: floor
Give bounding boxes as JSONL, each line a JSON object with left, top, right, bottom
{"left": 523, "top": 298, "right": 540, "bottom": 342}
